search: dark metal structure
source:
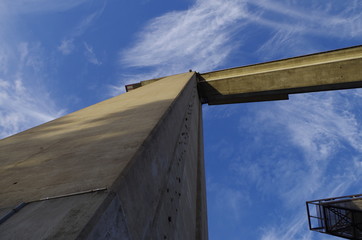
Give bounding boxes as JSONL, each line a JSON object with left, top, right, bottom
{"left": 306, "top": 194, "right": 362, "bottom": 239}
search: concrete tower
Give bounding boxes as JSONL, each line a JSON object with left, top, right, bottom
{"left": 0, "top": 45, "right": 361, "bottom": 239}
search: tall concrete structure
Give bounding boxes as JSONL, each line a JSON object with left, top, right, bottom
{"left": 0, "top": 45, "right": 361, "bottom": 239}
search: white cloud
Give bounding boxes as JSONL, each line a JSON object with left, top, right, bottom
{"left": 268, "top": 92, "right": 362, "bottom": 161}
{"left": 57, "top": 3, "right": 106, "bottom": 56}
{"left": 0, "top": 10, "right": 68, "bottom": 139}
{"left": 234, "top": 91, "right": 362, "bottom": 239}
{"left": 73, "top": 7, "right": 105, "bottom": 37}
{"left": 256, "top": 30, "right": 316, "bottom": 60}
{"left": 249, "top": 91, "right": 362, "bottom": 195}
{"left": 250, "top": 0, "right": 362, "bottom": 58}
{"left": 116, "top": 0, "right": 362, "bottom": 93}
{"left": 118, "top": 0, "right": 249, "bottom": 87}
{"left": 0, "top": 42, "right": 64, "bottom": 138}
{"left": 0, "top": 1, "right": 107, "bottom": 138}
{"left": 83, "top": 42, "right": 102, "bottom": 65}
{"left": 58, "top": 38, "right": 75, "bottom": 55}
{"left": 261, "top": 214, "right": 313, "bottom": 240}
{"left": 248, "top": 0, "right": 362, "bottom": 37}
{"left": 0, "top": 75, "right": 64, "bottom": 139}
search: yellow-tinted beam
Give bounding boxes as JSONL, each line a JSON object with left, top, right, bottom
{"left": 199, "top": 45, "right": 362, "bottom": 105}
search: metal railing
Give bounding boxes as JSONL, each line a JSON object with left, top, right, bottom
{"left": 306, "top": 194, "right": 362, "bottom": 240}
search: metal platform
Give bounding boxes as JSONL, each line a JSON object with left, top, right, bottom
{"left": 306, "top": 194, "right": 362, "bottom": 239}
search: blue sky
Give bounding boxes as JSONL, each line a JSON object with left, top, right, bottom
{"left": 0, "top": 0, "right": 361, "bottom": 239}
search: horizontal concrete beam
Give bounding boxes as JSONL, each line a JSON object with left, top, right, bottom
{"left": 199, "top": 45, "right": 362, "bottom": 105}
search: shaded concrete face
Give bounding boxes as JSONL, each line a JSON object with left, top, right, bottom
{"left": 84, "top": 73, "right": 207, "bottom": 240}
{"left": 0, "top": 72, "right": 208, "bottom": 239}
{"left": 0, "top": 72, "right": 193, "bottom": 207}
{"left": 0, "top": 192, "right": 108, "bottom": 240}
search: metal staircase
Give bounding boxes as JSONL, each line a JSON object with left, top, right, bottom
{"left": 306, "top": 194, "right": 362, "bottom": 239}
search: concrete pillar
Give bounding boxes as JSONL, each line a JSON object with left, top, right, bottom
{"left": 0, "top": 72, "right": 208, "bottom": 239}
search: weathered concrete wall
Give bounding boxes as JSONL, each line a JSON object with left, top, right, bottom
{"left": 83, "top": 72, "right": 207, "bottom": 240}
{"left": 0, "top": 191, "right": 108, "bottom": 239}
{"left": 0, "top": 72, "right": 208, "bottom": 239}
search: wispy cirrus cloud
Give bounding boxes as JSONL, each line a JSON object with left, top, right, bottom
{"left": 58, "top": 4, "right": 106, "bottom": 56}
{"left": 117, "top": 0, "right": 361, "bottom": 92}
{"left": 249, "top": 0, "right": 361, "bottom": 35}
{"left": 0, "top": 1, "right": 93, "bottom": 138}
{"left": 0, "top": 0, "right": 108, "bottom": 138}
{"left": 251, "top": 0, "right": 362, "bottom": 58}
{"left": 247, "top": 92, "right": 362, "bottom": 194}
{"left": 234, "top": 91, "right": 362, "bottom": 239}
{"left": 0, "top": 42, "right": 64, "bottom": 138}
{"left": 0, "top": 77, "right": 63, "bottom": 138}
{"left": 58, "top": 39, "right": 75, "bottom": 55}
{"left": 279, "top": 92, "right": 362, "bottom": 200}
{"left": 118, "top": 0, "right": 249, "bottom": 86}
{"left": 83, "top": 42, "right": 102, "bottom": 65}
{"left": 260, "top": 214, "right": 313, "bottom": 240}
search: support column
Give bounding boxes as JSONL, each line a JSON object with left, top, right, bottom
{"left": 0, "top": 72, "right": 207, "bottom": 239}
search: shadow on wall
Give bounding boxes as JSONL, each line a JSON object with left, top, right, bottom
{"left": 0, "top": 95, "right": 178, "bottom": 208}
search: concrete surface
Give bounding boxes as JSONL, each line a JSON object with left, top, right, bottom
{"left": 0, "top": 191, "right": 108, "bottom": 240}
{"left": 0, "top": 72, "right": 208, "bottom": 239}
{"left": 199, "top": 45, "right": 362, "bottom": 104}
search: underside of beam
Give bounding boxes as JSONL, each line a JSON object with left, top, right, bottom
{"left": 199, "top": 45, "right": 362, "bottom": 105}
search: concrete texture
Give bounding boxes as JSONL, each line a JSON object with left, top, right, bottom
{"left": 1, "top": 45, "right": 360, "bottom": 239}
{"left": 0, "top": 191, "right": 108, "bottom": 240}
{"left": 0, "top": 72, "right": 192, "bottom": 207}
{"left": 0, "top": 72, "right": 208, "bottom": 239}
{"left": 199, "top": 45, "right": 362, "bottom": 104}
